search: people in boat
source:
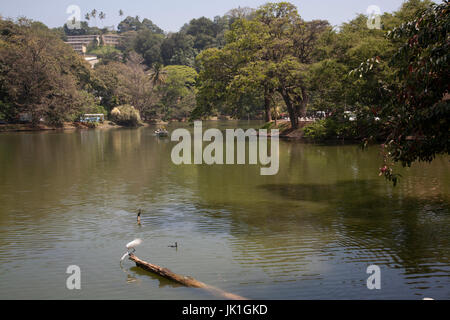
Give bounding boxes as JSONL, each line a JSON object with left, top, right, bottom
{"left": 155, "top": 126, "right": 168, "bottom": 135}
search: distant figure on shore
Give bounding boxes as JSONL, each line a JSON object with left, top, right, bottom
{"left": 168, "top": 242, "right": 178, "bottom": 249}
{"left": 137, "top": 209, "right": 142, "bottom": 225}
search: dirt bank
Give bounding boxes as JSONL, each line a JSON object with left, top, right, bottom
{"left": 262, "top": 120, "right": 313, "bottom": 139}
{"left": 0, "top": 121, "right": 153, "bottom": 132}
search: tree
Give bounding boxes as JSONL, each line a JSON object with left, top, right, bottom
{"left": 225, "top": 18, "right": 276, "bottom": 121}
{"left": 161, "top": 32, "right": 197, "bottom": 66}
{"left": 378, "top": 1, "right": 449, "bottom": 182}
{"left": 195, "top": 47, "right": 238, "bottom": 118}
{"left": 133, "top": 29, "right": 164, "bottom": 66}
{"left": 93, "top": 63, "right": 122, "bottom": 111}
{"left": 118, "top": 16, "right": 142, "bottom": 33}
{"left": 94, "top": 52, "right": 155, "bottom": 119}
{"left": 116, "top": 30, "right": 137, "bottom": 57}
{"left": 225, "top": 6, "right": 256, "bottom": 22}
{"left": 305, "top": 12, "right": 395, "bottom": 141}
{"left": 325, "top": 0, "right": 449, "bottom": 184}
{"left": 295, "top": 0, "right": 438, "bottom": 145}
{"left": 0, "top": 18, "right": 99, "bottom": 125}
{"left": 180, "top": 16, "right": 231, "bottom": 52}
{"left": 64, "top": 20, "right": 88, "bottom": 35}
{"left": 149, "top": 62, "right": 167, "bottom": 87}
{"left": 182, "top": 17, "right": 218, "bottom": 50}
{"left": 195, "top": 2, "right": 329, "bottom": 127}
{"left": 99, "top": 12, "right": 106, "bottom": 28}
{"left": 91, "top": 9, "right": 97, "bottom": 27}
{"left": 157, "top": 65, "right": 198, "bottom": 120}
{"left": 141, "top": 18, "right": 164, "bottom": 35}
{"left": 88, "top": 45, "right": 122, "bottom": 64}
{"left": 258, "top": 3, "right": 329, "bottom": 128}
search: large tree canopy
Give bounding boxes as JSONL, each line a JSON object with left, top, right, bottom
{"left": 195, "top": 2, "right": 329, "bottom": 127}
{"left": 0, "top": 19, "right": 100, "bottom": 125}
{"left": 345, "top": 1, "right": 448, "bottom": 184}
{"left": 380, "top": 1, "right": 449, "bottom": 182}
{"left": 157, "top": 65, "right": 198, "bottom": 120}
{"left": 117, "top": 16, "right": 164, "bottom": 34}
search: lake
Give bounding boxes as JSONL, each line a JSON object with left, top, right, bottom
{"left": 0, "top": 121, "right": 449, "bottom": 299}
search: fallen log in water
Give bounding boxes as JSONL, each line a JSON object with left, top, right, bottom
{"left": 128, "top": 254, "right": 247, "bottom": 300}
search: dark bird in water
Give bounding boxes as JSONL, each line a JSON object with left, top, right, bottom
{"left": 168, "top": 242, "right": 178, "bottom": 249}
{"left": 137, "top": 209, "right": 142, "bottom": 225}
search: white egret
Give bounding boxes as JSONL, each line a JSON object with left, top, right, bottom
{"left": 120, "top": 239, "right": 143, "bottom": 263}
{"left": 127, "top": 239, "right": 142, "bottom": 252}
{"left": 120, "top": 252, "right": 129, "bottom": 262}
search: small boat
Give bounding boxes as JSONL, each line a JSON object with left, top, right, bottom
{"left": 155, "top": 128, "right": 169, "bottom": 137}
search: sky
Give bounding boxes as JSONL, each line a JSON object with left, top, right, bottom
{"left": 0, "top": 0, "right": 411, "bottom": 32}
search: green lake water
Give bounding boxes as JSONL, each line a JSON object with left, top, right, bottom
{"left": 0, "top": 121, "right": 449, "bottom": 299}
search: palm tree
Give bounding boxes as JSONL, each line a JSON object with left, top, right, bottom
{"left": 85, "top": 13, "right": 90, "bottom": 22}
{"left": 99, "top": 11, "right": 106, "bottom": 28}
{"left": 149, "top": 63, "right": 167, "bottom": 87}
{"left": 91, "top": 9, "right": 97, "bottom": 27}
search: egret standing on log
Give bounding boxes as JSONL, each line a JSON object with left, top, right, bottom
{"left": 120, "top": 239, "right": 143, "bottom": 263}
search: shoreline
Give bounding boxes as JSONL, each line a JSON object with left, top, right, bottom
{"left": 262, "top": 120, "right": 364, "bottom": 144}
{"left": 0, "top": 121, "right": 158, "bottom": 133}
{"left": 0, "top": 119, "right": 362, "bottom": 144}
{"left": 261, "top": 119, "right": 310, "bottom": 139}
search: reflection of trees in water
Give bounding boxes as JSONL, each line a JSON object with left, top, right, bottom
{"left": 187, "top": 141, "right": 449, "bottom": 282}
{"left": 0, "top": 128, "right": 175, "bottom": 217}
{"left": 259, "top": 180, "right": 450, "bottom": 276}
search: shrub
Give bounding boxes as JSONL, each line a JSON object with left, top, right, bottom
{"left": 110, "top": 105, "right": 142, "bottom": 127}
{"left": 303, "top": 120, "right": 328, "bottom": 140}
{"left": 261, "top": 122, "right": 275, "bottom": 130}
{"left": 303, "top": 117, "right": 362, "bottom": 141}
